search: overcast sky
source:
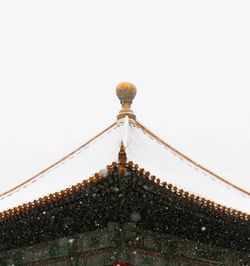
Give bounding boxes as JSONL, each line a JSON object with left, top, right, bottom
{"left": 0, "top": 1, "right": 250, "bottom": 194}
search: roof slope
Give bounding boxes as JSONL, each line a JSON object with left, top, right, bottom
{"left": 127, "top": 119, "right": 250, "bottom": 214}
{"left": 1, "top": 117, "right": 250, "bottom": 214}
{"left": 0, "top": 122, "right": 122, "bottom": 212}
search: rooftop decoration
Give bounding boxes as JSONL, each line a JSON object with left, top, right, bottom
{"left": 0, "top": 82, "right": 250, "bottom": 252}
{"left": 116, "top": 82, "right": 137, "bottom": 120}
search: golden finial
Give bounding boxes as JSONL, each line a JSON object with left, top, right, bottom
{"left": 116, "top": 82, "right": 137, "bottom": 120}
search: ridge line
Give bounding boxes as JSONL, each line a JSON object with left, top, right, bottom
{"left": 0, "top": 122, "right": 117, "bottom": 200}
{"left": 136, "top": 120, "right": 250, "bottom": 197}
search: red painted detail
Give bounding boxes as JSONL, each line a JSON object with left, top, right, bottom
{"left": 114, "top": 263, "right": 129, "bottom": 266}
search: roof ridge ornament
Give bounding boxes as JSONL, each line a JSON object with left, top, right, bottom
{"left": 118, "top": 141, "right": 127, "bottom": 165}
{"left": 118, "top": 141, "right": 127, "bottom": 177}
{"left": 116, "top": 82, "right": 137, "bottom": 120}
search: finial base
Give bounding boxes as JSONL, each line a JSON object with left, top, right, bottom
{"left": 117, "top": 111, "right": 136, "bottom": 120}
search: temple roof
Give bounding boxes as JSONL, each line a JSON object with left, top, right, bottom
{"left": 1, "top": 82, "right": 250, "bottom": 216}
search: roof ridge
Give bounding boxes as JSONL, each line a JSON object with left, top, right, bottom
{"left": 135, "top": 120, "right": 250, "bottom": 197}
{"left": 0, "top": 122, "right": 117, "bottom": 200}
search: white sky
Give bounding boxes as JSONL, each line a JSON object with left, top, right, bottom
{"left": 0, "top": 1, "right": 250, "bottom": 195}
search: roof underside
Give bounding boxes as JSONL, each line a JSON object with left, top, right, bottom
{"left": 1, "top": 117, "right": 250, "bottom": 214}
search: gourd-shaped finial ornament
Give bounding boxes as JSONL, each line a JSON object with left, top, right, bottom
{"left": 116, "top": 82, "right": 137, "bottom": 120}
